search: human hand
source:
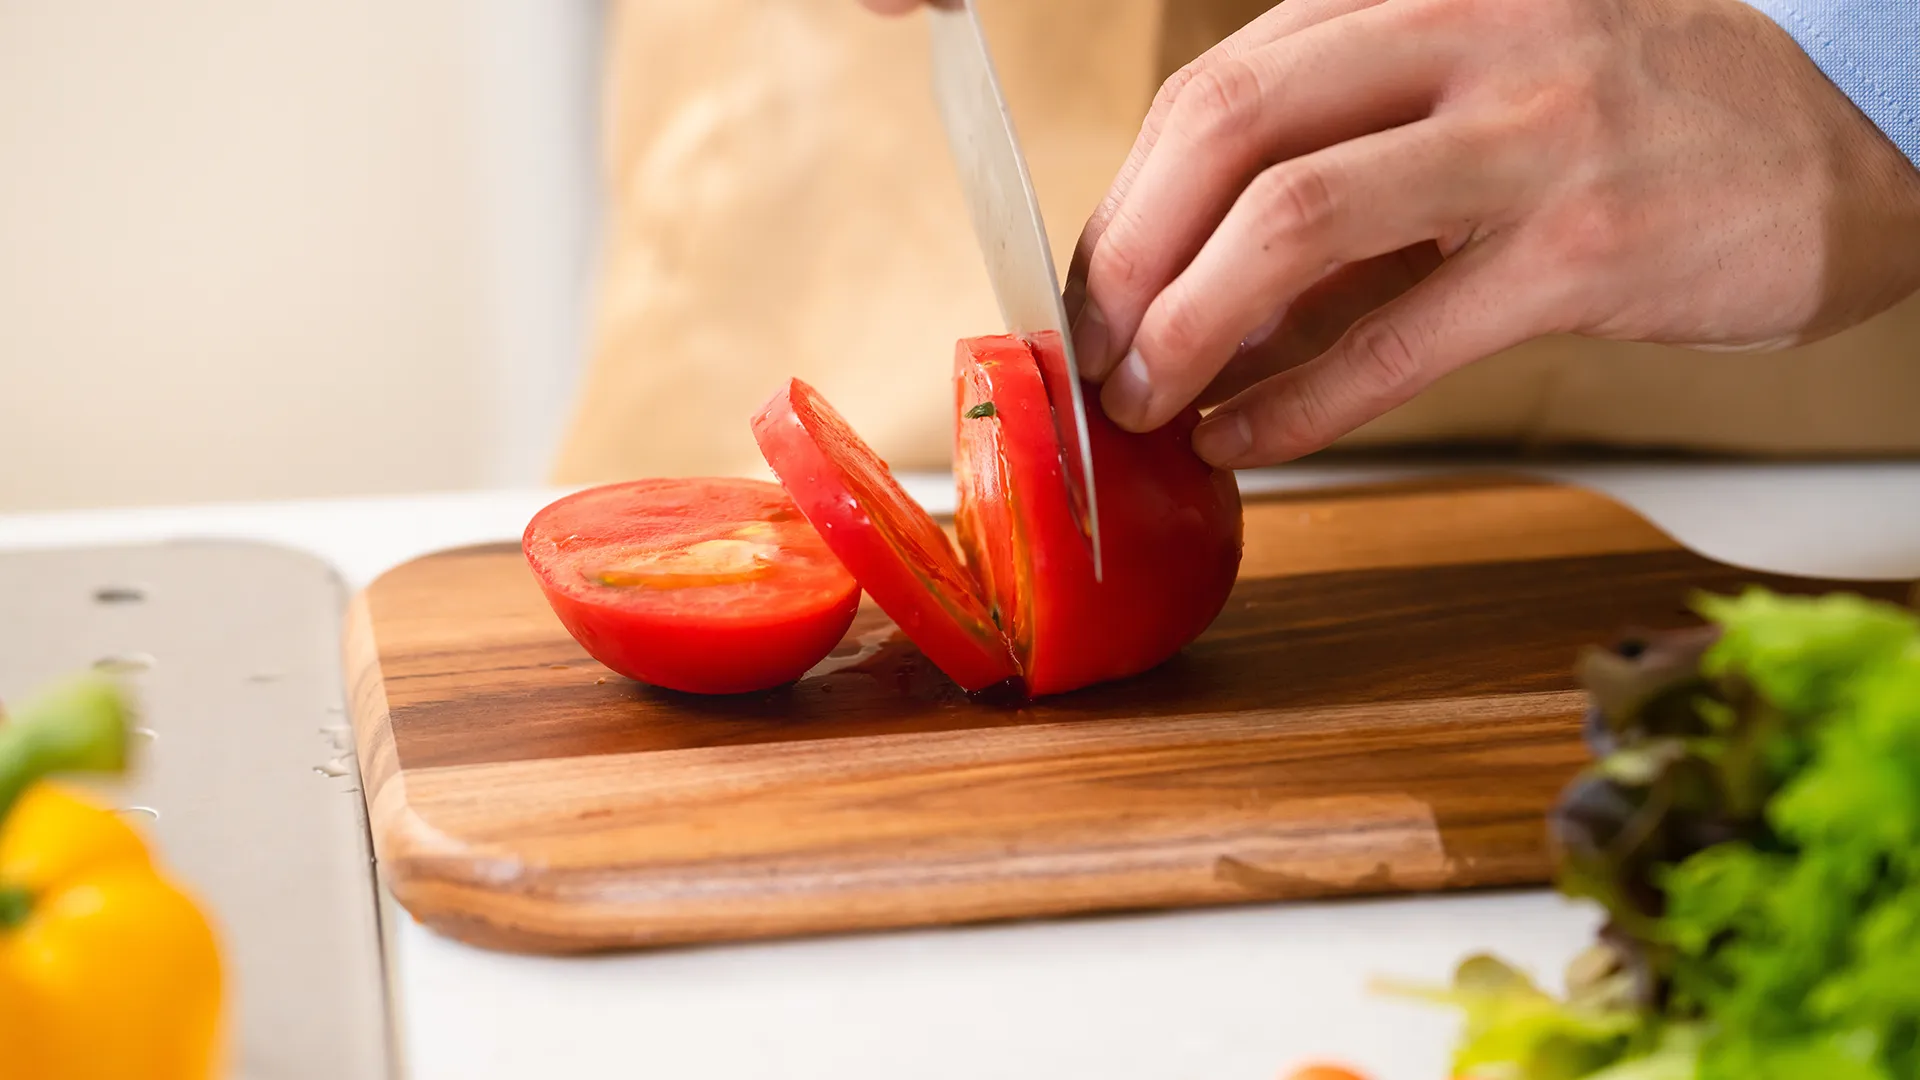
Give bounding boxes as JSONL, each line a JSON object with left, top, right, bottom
{"left": 859, "top": 0, "right": 925, "bottom": 13}
{"left": 1064, "top": 0, "right": 1920, "bottom": 468}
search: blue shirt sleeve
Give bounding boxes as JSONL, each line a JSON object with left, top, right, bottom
{"left": 1738, "top": 0, "right": 1920, "bottom": 169}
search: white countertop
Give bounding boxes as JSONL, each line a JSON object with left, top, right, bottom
{"left": 4, "top": 460, "right": 1917, "bottom": 1080}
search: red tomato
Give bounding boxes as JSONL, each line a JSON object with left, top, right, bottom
{"left": 752, "top": 380, "right": 1020, "bottom": 692}
{"left": 955, "top": 331, "right": 1243, "bottom": 696}
{"left": 523, "top": 478, "right": 860, "bottom": 694}
{"left": 1283, "top": 1067, "right": 1372, "bottom": 1080}
{"left": 751, "top": 334, "right": 1241, "bottom": 698}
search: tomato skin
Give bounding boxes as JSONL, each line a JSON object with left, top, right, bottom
{"left": 956, "top": 332, "right": 1243, "bottom": 697}
{"left": 753, "top": 379, "right": 1020, "bottom": 692}
{"left": 523, "top": 478, "right": 861, "bottom": 695}
{"left": 1282, "top": 1066, "right": 1373, "bottom": 1080}
{"left": 533, "top": 583, "right": 857, "bottom": 696}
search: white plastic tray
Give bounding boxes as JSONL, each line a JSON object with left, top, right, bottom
{"left": 0, "top": 540, "right": 396, "bottom": 1079}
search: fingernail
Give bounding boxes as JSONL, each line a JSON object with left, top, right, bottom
{"left": 1101, "top": 347, "right": 1153, "bottom": 430}
{"left": 1193, "top": 410, "right": 1252, "bottom": 466}
{"left": 1071, "top": 300, "right": 1115, "bottom": 381}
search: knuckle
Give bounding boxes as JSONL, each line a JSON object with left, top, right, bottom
{"left": 1497, "top": 10, "right": 1620, "bottom": 128}
{"left": 1539, "top": 194, "right": 1628, "bottom": 267}
{"left": 1395, "top": 0, "right": 1469, "bottom": 32}
{"left": 1524, "top": 64, "right": 1608, "bottom": 133}
{"left": 1152, "top": 61, "right": 1205, "bottom": 116}
{"left": 1273, "top": 381, "right": 1344, "bottom": 457}
{"left": 1247, "top": 163, "right": 1341, "bottom": 241}
{"left": 1088, "top": 212, "right": 1150, "bottom": 295}
{"left": 1141, "top": 52, "right": 1220, "bottom": 146}
{"left": 1344, "top": 317, "right": 1427, "bottom": 391}
{"left": 1470, "top": 0, "right": 1610, "bottom": 35}
{"left": 1148, "top": 288, "right": 1211, "bottom": 356}
{"left": 1541, "top": 0, "right": 1616, "bottom": 37}
{"left": 1170, "top": 60, "right": 1264, "bottom": 144}
{"left": 1405, "top": 0, "right": 1613, "bottom": 40}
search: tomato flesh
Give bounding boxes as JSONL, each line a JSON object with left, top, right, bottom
{"left": 752, "top": 379, "right": 1019, "bottom": 692}
{"left": 523, "top": 478, "right": 860, "bottom": 694}
{"left": 953, "top": 336, "right": 1037, "bottom": 660}
{"left": 955, "top": 331, "right": 1244, "bottom": 696}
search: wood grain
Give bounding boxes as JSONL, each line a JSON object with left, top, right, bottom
{"left": 344, "top": 475, "right": 1914, "bottom": 954}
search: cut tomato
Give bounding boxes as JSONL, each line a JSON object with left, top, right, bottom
{"left": 751, "top": 380, "right": 1020, "bottom": 692}
{"left": 752, "top": 336, "right": 1242, "bottom": 698}
{"left": 523, "top": 478, "right": 860, "bottom": 694}
{"left": 956, "top": 331, "right": 1243, "bottom": 696}
{"left": 1282, "top": 1068, "right": 1372, "bottom": 1080}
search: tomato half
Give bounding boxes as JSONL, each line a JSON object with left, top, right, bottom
{"left": 523, "top": 478, "right": 861, "bottom": 694}
{"left": 751, "top": 379, "right": 1020, "bottom": 692}
{"left": 956, "top": 331, "right": 1243, "bottom": 696}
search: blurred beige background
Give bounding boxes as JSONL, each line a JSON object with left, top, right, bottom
{"left": 556, "top": 0, "right": 1920, "bottom": 487}
{"left": 7, "top": 0, "right": 1915, "bottom": 514}
{"left": 0, "top": 0, "right": 603, "bottom": 512}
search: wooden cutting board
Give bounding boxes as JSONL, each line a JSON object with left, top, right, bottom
{"left": 345, "top": 475, "right": 1914, "bottom": 955}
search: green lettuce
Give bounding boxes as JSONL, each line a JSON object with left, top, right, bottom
{"left": 1378, "top": 953, "right": 1646, "bottom": 1079}
{"left": 1392, "top": 588, "right": 1920, "bottom": 1080}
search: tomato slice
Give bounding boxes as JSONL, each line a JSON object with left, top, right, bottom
{"left": 955, "top": 333, "right": 1244, "bottom": 696}
{"left": 953, "top": 335, "right": 1039, "bottom": 663}
{"left": 523, "top": 478, "right": 860, "bottom": 694}
{"left": 752, "top": 379, "right": 1019, "bottom": 692}
{"left": 750, "top": 341, "right": 1240, "bottom": 698}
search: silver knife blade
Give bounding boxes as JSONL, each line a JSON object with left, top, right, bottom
{"left": 928, "top": 0, "right": 1104, "bottom": 581}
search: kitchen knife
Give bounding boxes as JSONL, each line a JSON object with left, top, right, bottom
{"left": 928, "top": 0, "right": 1104, "bottom": 580}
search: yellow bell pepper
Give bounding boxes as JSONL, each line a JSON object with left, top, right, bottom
{"left": 0, "top": 675, "right": 224, "bottom": 1080}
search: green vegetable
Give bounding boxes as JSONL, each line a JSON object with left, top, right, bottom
{"left": 1386, "top": 588, "right": 1920, "bottom": 1080}
{"left": 1377, "top": 954, "right": 1645, "bottom": 1078}
{"left": 965, "top": 402, "right": 998, "bottom": 420}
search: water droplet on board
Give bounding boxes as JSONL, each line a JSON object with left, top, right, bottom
{"left": 132, "top": 727, "right": 160, "bottom": 742}
{"left": 115, "top": 806, "right": 160, "bottom": 821}
{"left": 801, "top": 625, "right": 898, "bottom": 679}
{"left": 94, "top": 652, "right": 156, "bottom": 673}
{"left": 313, "top": 754, "right": 355, "bottom": 779}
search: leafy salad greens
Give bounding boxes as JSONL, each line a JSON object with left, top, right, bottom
{"left": 1388, "top": 587, "right": 1920, "bottom": 1080}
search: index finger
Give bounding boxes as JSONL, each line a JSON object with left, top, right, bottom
{"left": 1080, "top": 1, "right": 1457, "bottom": 403}
{"left": 1064, "top": 0, "right": 1388, "bottom": 374}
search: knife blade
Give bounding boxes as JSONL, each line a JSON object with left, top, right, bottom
{"left": 927, "top": 0, "right": 1104, "bottom": 580}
